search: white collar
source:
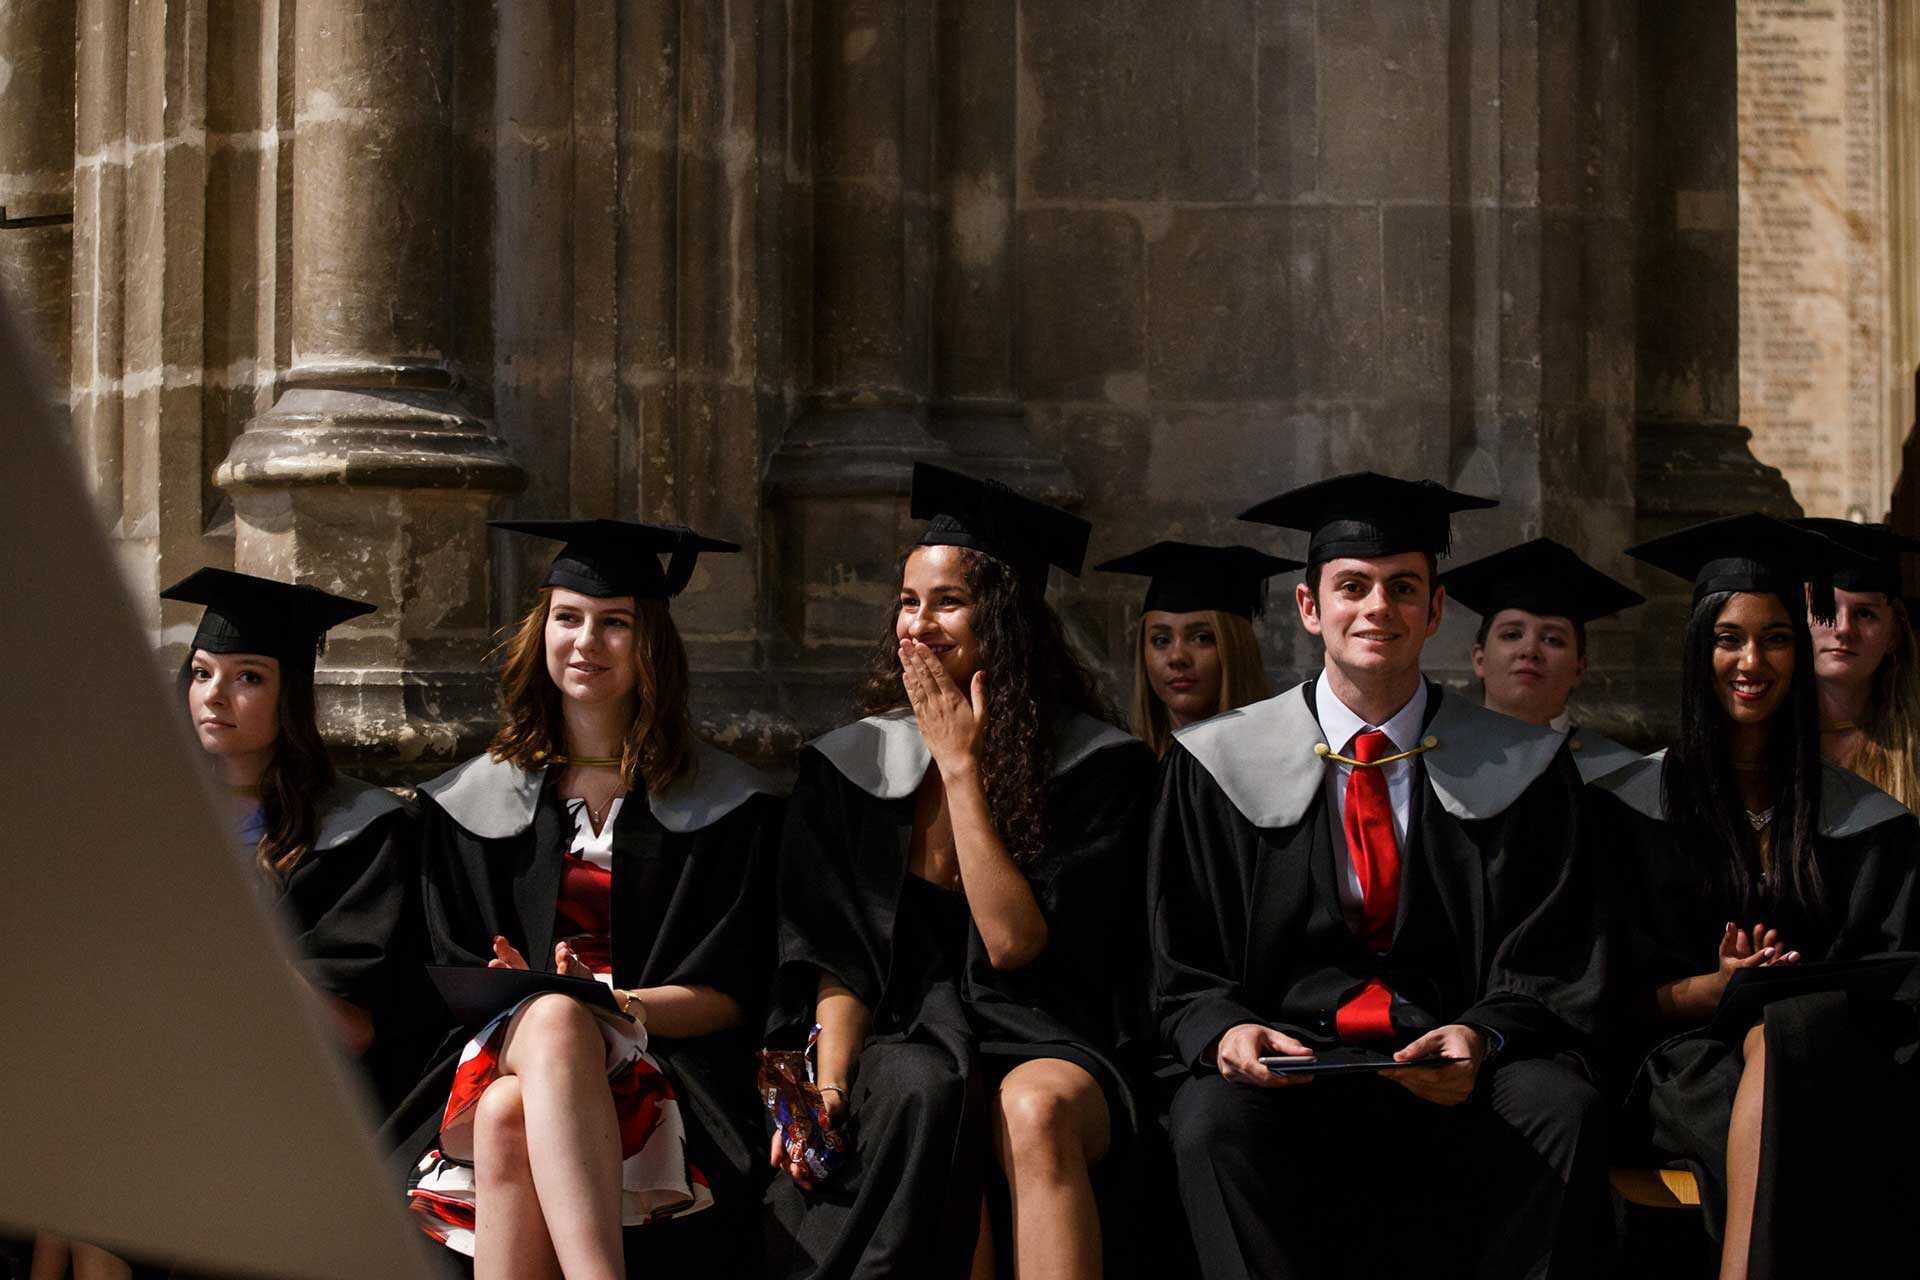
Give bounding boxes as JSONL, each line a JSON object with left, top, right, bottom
{"left": 1315, "top": 677, "right": 1429, "bottom": 754}
{"left": 1549, "top": 709, "right": 1573, "bottom": 734}
{"left": 809, "top": 709, "right": 1140, "bottom": 799}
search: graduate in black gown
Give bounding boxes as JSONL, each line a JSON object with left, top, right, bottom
{"left": 392, "top": 521, "right": 783, "bottom": 1280}
{"left": 1596, "top": 514, "right": 1920, "bottom": 1280}
{"left": 1439, "top": 538, "right": 1647, "bottom": 784}
{"left": 1151, "top": 473, "right": 1610, "bottom": 1280}
{"left": 765, "top": 463, "right": 1156, "bottom": 1280}
{"left": 29, "top": 570, "right": 418, "bottom": 1280}
{"left": 1095, "top": 540, "right": 1299, "bottom": 755}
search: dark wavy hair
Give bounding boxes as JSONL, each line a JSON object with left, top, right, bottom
{"left": 1659, "top": 589, "right": 1824, "bottom": 920}
{"left": 855, "top": 547, "right": 1111, "bottom": 864}
{"left": 178, "top": 651, "right": 336, "bottom": 885}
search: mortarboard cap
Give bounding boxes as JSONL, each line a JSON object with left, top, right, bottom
{"left": 911, "top": 462, "right": 1092, "bottom": 584}
{"left": 492, "top": 519, "right": 740, "bottom": 600}
{"left": 160, "top": 567, "right": 375, "bottom": 671}
{"left": 1237, "top": 471, "right": 1498, "bottom": 563}
{"left": 1791, "top": 518, "right": 1920, "bottom": 597}
{"left": 1624, "top": 512, "right": 1873, "bottom": 626}
{"left": 1438, "top": 537, "right": 1645, "bottom": 627}
{"left": 1094, "top": 540, "right": 1303, "bottom": 619}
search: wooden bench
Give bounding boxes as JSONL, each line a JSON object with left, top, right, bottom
{"left": 1609, "top": 1167, "right": 1701, "bottom": 1209}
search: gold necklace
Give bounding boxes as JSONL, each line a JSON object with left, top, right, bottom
{"left": 1821, "top": 720, "right": 1860, "bottom": 734}
{"left": 552, "top": 753, "right": 623, "bottom": 768}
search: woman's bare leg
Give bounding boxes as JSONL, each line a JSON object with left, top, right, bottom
{"left": 473, "top": 1076, "right": 563, "bottom": 1280}
{"left": 69, "top": 1244, "right": 131, "bottom": 1280}
{"left": 1720, "top": 1023, "right": 1768, "bottom": 1280}
{"left": 992, "top": 1059, "right": 1111, "bottom": 1280}
{"left": 970, "top": 1195, "right": 996, "bottom": 1280}
{"left": 28, "top": 1234, "right": 70, "bottom": 1280}
{"left": 495, "top": 994, "right": 624, "bottom": 1280}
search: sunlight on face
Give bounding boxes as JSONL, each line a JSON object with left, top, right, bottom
{"left": 187, "top": 649, "right": 282, "bottom": 759}
{"left": 545, "top": 588, "right": 641, "bottom": 707}
{"left": 896, "top": 545, "right": 982, "bottom": 685}
{"left": 1296, "top": 551, "right": 1442, "bottom": 685}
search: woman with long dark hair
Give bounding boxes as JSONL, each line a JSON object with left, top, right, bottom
{"left": 1597, "top": 514, "right": 1920, "bottom": 1280}
{"left": 29, "top": 569, "right": 417, "bottom": 1280}
{"left": 1094, "top": 540, "right": 1295, "bottom": 755}
{"left": 395, "top": 521, "right": 782, "bottom": 1280}
{"left": 766, "top": 464, "right": 1156, "bottom": 1280}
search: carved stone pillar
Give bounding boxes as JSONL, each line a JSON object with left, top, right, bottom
{"left": 765, "top": 0, "right": 944, "bottom": 708}
{"left": 216, "top": 0, "right": 523, "bottom": 778}
{"left": 0, "top": 0, "right": 75, "bottom": 406}
{"left": 928, "top": 0, "right": 1069, "bottom": 499}
{"left": 1628, "top": 0, "right": 1797, "bottom": 743}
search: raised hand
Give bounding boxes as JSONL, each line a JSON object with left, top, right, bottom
{"left": 898, "top": 638, "right": 987, "bottom": 778}
{"left": 553, "top": 941, "right": 594, "bottom": 979}
{"left": 487, "top": 935, "right": 530, "bottom": 970}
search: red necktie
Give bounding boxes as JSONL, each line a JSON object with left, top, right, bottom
{"left": 1335, "top": 728, "right": 1400, "bottom": 1041}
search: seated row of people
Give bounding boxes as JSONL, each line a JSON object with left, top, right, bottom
{"left": 68, "top": 465, "right": 1920, "bottom": 1280}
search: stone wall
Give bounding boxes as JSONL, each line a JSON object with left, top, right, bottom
{"left": 8, "top": 0, "right": 1798, "bottom": 774}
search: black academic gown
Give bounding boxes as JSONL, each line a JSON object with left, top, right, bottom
{"left": 390, "top": 741, "right": 784, "bottom": 1276}
{"left": 763, "top": 708, "right": 1156, "bottom": 1280}
{"left": 1595, "top": 755, "right": 1920, "bottom": 1279}
{"left": 1150, "top": 678, "right": 1609, "bottom": 1280}
{"left": 268, "top": 776, "right": 420, "bottom": 1113}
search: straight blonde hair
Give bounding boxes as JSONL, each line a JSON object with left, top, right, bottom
{"left": 1129, "top": 610, "right": 1272, "bottom": 757}
{"left": 1846, "top": 599, "right": 1920, "bottom": 812}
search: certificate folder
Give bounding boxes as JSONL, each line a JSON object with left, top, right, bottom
{"left": 1256, "top": 1048, "right": 1466, "bottom": 1077}
{"left": 428, "top": 964, "right": 630, "bottom": 1028}
{"left": 1709, "top": 954, "right": 1919, "bottom": 1039}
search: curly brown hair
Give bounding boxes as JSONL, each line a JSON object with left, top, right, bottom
{"left": 489, "top": 587, "right": 696, "bottom": 796}
{"left": 855, "top": 547, "right": 1112, "bottom": 863}
{"left": 178, "top": 652, "right": 336, "bottom": 885}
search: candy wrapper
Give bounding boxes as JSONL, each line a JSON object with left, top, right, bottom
{"left": 759, "top": 1025, "right": 848, "bottom": 1182}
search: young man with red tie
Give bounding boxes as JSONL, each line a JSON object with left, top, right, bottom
{"left": 1150, "top": 473, "right": 1608, "bottom": 1279}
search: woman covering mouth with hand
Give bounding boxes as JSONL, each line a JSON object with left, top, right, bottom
{"left": 1593, "top": 514, "right": 1920, "bottom": 1280}
{"left": 1439, "top": 538, "right": 1647, "bottom": 783}
{"left": 766, "top": 463, "right": 1155, "bottom": 1280}
{"left": 1792, "top": 517, "right": 1920, "bottom": 810}
{"left": 1095, "top": 540, "right": 1298, "bottom": 755}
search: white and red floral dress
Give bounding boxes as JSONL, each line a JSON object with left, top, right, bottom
{"left": 406, "top": 796, "right": 712, "bottom": 1255}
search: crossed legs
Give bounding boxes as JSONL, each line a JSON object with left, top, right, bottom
{"left": 471, "top": 994, "right": 623, "bottom": 1280}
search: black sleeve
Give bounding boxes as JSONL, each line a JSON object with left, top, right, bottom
{"left": 641, "top": 792, "right": 784, "bottom": 1019}
{"left": 1827, "top": 813, "right": 1920, "bottom": 956}
{"left": 1149, "top": 744, "right": 1305, "bottom": 1069}
{"left": 768, "top": 750, "right": 895, "bottom": 1040}
{"left": 1460, "top": 754, "right": 1608, "bottom": 1062}
{"left": 996, "top": 740, "right": 1157, "bottom": 1052}
{"left": 280, "top": 809, "right": 415, "bottom": 1018}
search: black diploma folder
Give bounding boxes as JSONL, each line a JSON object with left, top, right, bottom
{"left": 1708, "top": 954, "right": 1918, "bottom": 1039}
{"left": 1255, "top": 1048, "right": 1467, "bottom": 1077}
{"left": 427, "top": 964, "right": 631, "bottom": 1027}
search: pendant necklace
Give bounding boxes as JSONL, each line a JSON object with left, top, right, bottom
{"left": 1745, "top": 806, "right": 1774, "bottom": 832}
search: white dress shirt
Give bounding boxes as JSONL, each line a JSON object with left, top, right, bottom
{"left": 1315, "top": 680, "right": 1429, "bottom": 920}
{"left": 1548, "top": 709, "right": 1572, "bottom": 734}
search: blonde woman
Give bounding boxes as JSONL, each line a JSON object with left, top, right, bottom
{"left": 1095, "top": 541, "right": 1299, "bottom": 755}
{"left": 1796, "top": 518, "right": 1920, "bottom": 810}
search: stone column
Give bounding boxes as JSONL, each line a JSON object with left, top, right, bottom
{"left": 765, "top": 0, "right": 946, "bottom": 698}
{"left": 1630, "top": 0, "right": 1797, "bottom": 735}
{"left": 928, "top": 0, "right": 1070, "bottom": 499}
{"left": 216, "top": 0, "right": 523, "bottom": 779}
{"left": 0, "top": 0, "right": 76, "bottom": 408}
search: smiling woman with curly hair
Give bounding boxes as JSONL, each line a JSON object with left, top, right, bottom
{"left": 765, "top": 464, "right": 1156, "bottom": 1280}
